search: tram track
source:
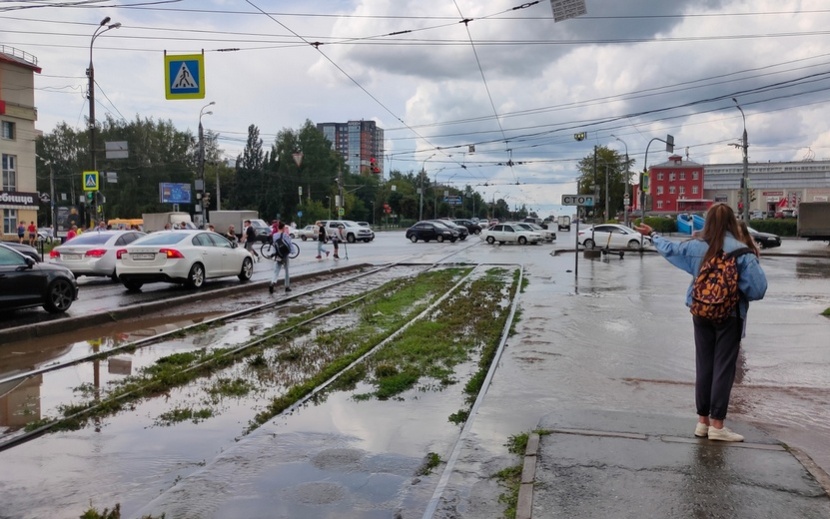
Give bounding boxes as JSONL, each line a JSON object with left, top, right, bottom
{"left": 0, "top": 245, "right": 486, "bottom": 451}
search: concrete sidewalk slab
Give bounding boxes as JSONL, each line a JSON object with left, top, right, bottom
{"left": 522, "top": 409, "right": 830, "bottom": 519}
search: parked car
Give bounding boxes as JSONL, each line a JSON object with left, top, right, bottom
{"left": 297, "top": 224, "right": 319, "bottom": 241}
{"left": 481, "top": 223, "right": 542, "bottom": 245}
{"left": 453, "top": 218, "right": 482, "bottom": 235}
{"left": 3, "top": 241, "right": 41, "bottom": 262}
{"left": 514, "top": 222, "right": 556, "bottom": 242}
{"left": 578, "top": 224, "right": 650, "bottom": 249}
{"left": 746, "top": 226, "right": 781, "bottom": 249}
{"left": 405, "top": 221, "right": 458, "bottom": 243}
{"left": 115, "top": 230, "right": 254, "bottom": 291}
{"left": 0, "top": 243, "right": 79, "bottom": 313}
{"left": 49, "top": 229, "right": 146, "bottom": 280}
{"left": 321, "top": 220, "right": 374, "bottom": 243}
{"left": 356, "top": 221, "right": 372, "bottom": 229}
{"left": 433, "top": 220, "right": 469, "bottom": 241}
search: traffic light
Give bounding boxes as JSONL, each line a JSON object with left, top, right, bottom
{"left": 86, "top": 191, "right": 94, "bottom": 202}
{"left": 370, "top": 157, "right": 380, "bottom": 174}
{"left": 203, "top": 192, "right": 211, "bottom": 208}
{"left": 641, "top": 171, "right": 650, "bottom": 195}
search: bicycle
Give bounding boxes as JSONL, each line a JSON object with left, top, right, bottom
{"left": 260, "top": 240, "right": 300, "bottom": 260}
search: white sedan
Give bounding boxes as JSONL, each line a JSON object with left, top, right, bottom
{"left": 297, "top": 225, "right": 318, "bottom": 241}
{"left": 115, "top": 230, "right": 254, "bottom": 291}
{"left": 481, "top": 223, "right": 542, "bottom": 245}
{"left": 50, "top": 229, "right": 146, "bottom": 280}
{"left": 514, "top": 222, "right": 556, "bottom": 242}
{"left": 577, "top": 224, "right": 651, "bottom": 249}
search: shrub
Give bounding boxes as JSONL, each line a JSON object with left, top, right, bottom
{"left": 751, "top": 218, "right": 797, "bottom": 236}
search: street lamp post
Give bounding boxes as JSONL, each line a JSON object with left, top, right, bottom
{"left": 419, "top": 153, "right": 435, "bottom": 221}
{"left": 87, "top": 16, "right": 120, "bottom": 224}
{"left": 733, "top": 98, "right": 750, "bottom": 222}
{"left": 641, "top": 134, "right": 674, "bottom": 249}
{"left": 612, "top": 135, "right": 630, "bottom": 226}
{"left": 198, "top": 101, "right": 215, "bottom": 225}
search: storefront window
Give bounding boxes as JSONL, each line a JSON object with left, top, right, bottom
{"left": 2, "top": 154, "right": 16, "bottom": 190}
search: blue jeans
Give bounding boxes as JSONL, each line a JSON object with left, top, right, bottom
{"left": 271, "top": 257, "right": 289, "bottom": 288}
{"left": 317, "top": 239, "right": 328, "bottom": 256}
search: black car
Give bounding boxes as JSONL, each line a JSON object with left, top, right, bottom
{"left": 432, "top": 220, "right": 468, "bottom": 241}
{"left": 453, "top": 219, "right": 482, "bottom": 235}
{"left": 0, "top": 243, "right": 79, "bottom": 313}
{"left": 747, "top": 226, "right": 781, "bottom": 249}
{"left": 406, "top": 221, "right": 458, "bottom": 243}
{"left": 2, "top": 241, "right": 41, "bottom": 262}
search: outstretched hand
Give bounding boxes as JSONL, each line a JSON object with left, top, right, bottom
{"left": 634, "top": 223, "right": 652, "bottom": 235}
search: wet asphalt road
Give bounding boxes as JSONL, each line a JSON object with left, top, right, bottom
{"left": 1, "top": 230, "right": 829, "bottom": 518}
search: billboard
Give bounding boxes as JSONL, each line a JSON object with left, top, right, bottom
{"left": 159, "top": 183, "right": 192, "bottom": 204}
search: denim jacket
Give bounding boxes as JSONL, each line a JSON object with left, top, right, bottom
{"left": 651, "top": 233, "right": 768, "bottom": 319}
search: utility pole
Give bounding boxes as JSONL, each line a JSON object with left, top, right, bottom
{"left": 733, "top": 98, "right": 750, "bottom": 221}
{"left": 612, "top": 135, "right": 630, "bottom": 227}
{"left": 198, "top": 101, "right": 214, "bottom": 225}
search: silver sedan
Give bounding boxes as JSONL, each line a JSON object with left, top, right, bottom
{"left": 49, "top": 229, "right": 146, "bottom": 280}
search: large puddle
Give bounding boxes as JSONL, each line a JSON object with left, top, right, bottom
{"left": 0, "top": 265, "right": 518, "bottom": 519}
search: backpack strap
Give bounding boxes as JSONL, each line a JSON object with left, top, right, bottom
{"left": 726, "top": 247, "right": 754, "bottom": 260}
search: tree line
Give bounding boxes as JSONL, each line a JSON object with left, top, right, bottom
{"left": 35, "top": 116, "right": 518, "bottom": 227}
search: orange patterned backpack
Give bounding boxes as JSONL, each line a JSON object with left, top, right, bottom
{"left": 690, "top": 248, "right": 753, "bottom": 323}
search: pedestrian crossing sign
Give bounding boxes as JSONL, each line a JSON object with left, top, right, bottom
{"left": 164, "top": 52, "right": 205, "bottom": 100}
{"left": 82, "top": 171, "right": 99, "bottom": 192}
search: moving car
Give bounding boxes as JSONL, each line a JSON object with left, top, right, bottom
{"left": 297, "top": 224, "right": 318, "bottom": 241}
{"left": 453, "top": 219, "right": 482, "bottom": 235}
{"left": 115, "top": 230, "right": 254, "bottom": 291}
{"left": 747, "top": 226, "right": 781, "bottom": 249}
{"left": 405, "top": 221, "right": 458, "bottom": 243}
{"left": 49, "top": 229, "right": 145, "bottom": 280}
{"left": 321, "top": 220, "right": 374, "bottom": 243}
{"left": 481, "top": 223, "right": 542, "bottom": 245}
{"left": 0, "top": 243, "right": 79, "bottom": 313}
{"left": 433, "top": 220, "right": 468, "bottom": 240}
{"left": 578, "top": 224, "right": 650, "bottom": 249}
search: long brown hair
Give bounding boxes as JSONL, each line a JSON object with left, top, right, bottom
{"left": 699, "top": 203, "right": 741, "bottom": 263}
{"left": 738, "top": 221, "right": 760, "bottom": 257}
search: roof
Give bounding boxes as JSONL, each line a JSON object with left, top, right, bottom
{"left": 0, "top": 45, "right": 41, "bottom": 73}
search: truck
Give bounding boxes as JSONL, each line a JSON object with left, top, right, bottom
{"left": 797, "top": 202, "right": 830, "bottom": 242}
{"left": 142, "top": 212, "right": 196, "bottom": 232}
{"left": 208, "top": 210, "right": 259, "bottom": 239}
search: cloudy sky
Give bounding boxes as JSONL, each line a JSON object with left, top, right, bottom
{"left": 4, "top": 0, "right": 830, "bottom": 216}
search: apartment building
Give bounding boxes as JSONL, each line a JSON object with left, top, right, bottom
{"left": 316, "top": 120, "right": 384, "bottom": 176}
{"left": 0, "top": 45, "right": 41, "bottom": 239}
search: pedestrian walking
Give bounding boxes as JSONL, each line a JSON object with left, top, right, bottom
{"left": 225, "top": 225, "right": 238, "bottom": 244}
{"left": 315, "top": 221, "right": 330, "bottom": 259}
{"left": 17, "top": 222, "right": 25, "bottom": 244}
{"left": 66, "top": 224, "right": 78, "bottom": 241}
{"left": 27, "top": 221, "right": 37, "bottom": 246}
{"left": 635, "top": 203, "right": 767, "bottom": 442}
{"left": 268, "top": 221, "right": 293, "bottom": 294}
{"left": 242, "top": 219, "right": 260, "bottom": 262}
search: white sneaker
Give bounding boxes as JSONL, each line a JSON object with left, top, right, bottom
{"left": 708, "top": 426, "right": 744, "bottom": 442}
{"left": 694, "top": 422, "right": 709, "bottom": 438}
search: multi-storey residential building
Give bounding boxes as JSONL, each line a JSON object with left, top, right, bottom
{"left": 316, "top": 120, "right": 384, "bottom": 176}
{"left": 0, "top": 45, "right": 41, "bottom": 239}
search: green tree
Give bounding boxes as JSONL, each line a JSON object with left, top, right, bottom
{"left": 576, "top": 146, "right": 628, "bottom": 221}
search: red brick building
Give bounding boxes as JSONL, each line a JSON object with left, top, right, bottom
{"left": 633, "top": 155, "right": 707, "bottom": 214}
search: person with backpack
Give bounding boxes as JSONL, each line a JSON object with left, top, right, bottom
{"left": 315, "top": 221, "right": 330, "bottom": 260}
{"left": 634, "top": 203, "right": 767, "bottom": 442}
{"left": 268, "top": 221, "right": 292, "bottom": 294}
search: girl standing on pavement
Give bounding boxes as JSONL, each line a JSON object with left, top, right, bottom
{"left": 635, "top": 203, "right": 767, "bottom": 442}
{"left": 268, "top": 221, "right": 292, "bottom": 294}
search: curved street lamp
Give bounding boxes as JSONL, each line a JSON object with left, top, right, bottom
{"left": 87, "top": 17, "right": 120, "bottom": 225}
